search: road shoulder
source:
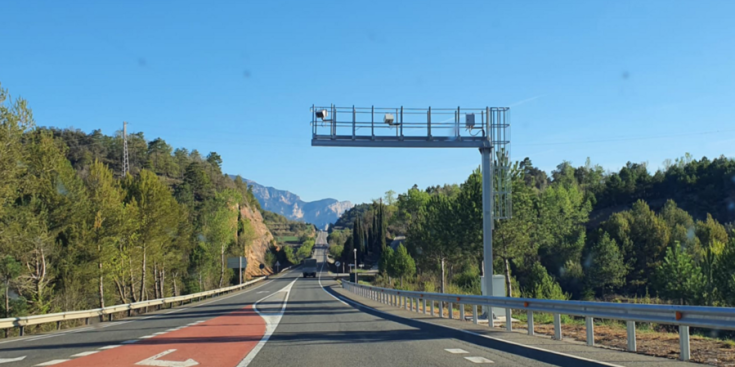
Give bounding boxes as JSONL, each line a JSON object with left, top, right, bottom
{"left": 326, "top": 281, "right": 698, "bottom": 367}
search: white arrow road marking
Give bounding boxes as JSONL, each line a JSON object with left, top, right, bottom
{"left": 0, "top": 356, "right": 25, "bottom": 364}
{"left": 236, "top": 277, "right": 298, "bottom": 367}
{"left": 135, "top": 349, "right": 199, "bottom": 367}
{"left": 445, "top": 348, "right": 469, "bottom": 354}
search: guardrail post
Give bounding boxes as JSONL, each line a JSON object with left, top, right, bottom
{"left": 430, "top": 300, "right": 434, "bottom": 316}
{"left": 85, "top": 318, "right": 90, "bottom": 326}
{"left": 459, "top": 304, "right": 465, "bottom": 321}
{"left": 19, "top": 326, "right": 24, "bottom": 337}
{"left": 423, "top": 299, "right": 427, "bottom": 314}
{"left": 585, "top": 317, "right": 594, "bottom": 346}
{"left": 553, "top": 314, "right": 562, "bottom": 340}
{"left": 109, "top": 314, "right": 113, "bottom": 322}
{"left": 57, "top": 320, "right": 62, "bottom": 330}
{"left": 472, "top": 305, "right": 478, "bottom": 324}
{"left": 527, "top": 311, "right": 534, "bottom": 336}
{"left": 627, "top": 321, "right": 636, "bottom": 352}
{"left": 679, "top": 325, "right": 690, "bottom": 361}
{"left": 439, "top": 301, "right": 444, "bottom": 318}
{"left": 448, "top": 303, "right": 453, "bottom": 319}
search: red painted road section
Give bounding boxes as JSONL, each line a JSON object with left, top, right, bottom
{"left": 56, "top": 305, "right": 266, "bottom": 367}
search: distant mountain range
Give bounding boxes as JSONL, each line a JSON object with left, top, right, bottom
{"left": 231, "top": 176, "right": 353, "bottom": 229}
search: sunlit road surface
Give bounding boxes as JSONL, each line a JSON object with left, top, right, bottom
{"left": 0, "top": 232, "right": 558, "bottom": 367}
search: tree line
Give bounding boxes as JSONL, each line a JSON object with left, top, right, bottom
{"left": 330, "top": 152, "right": 735, "bottom": 307}
{"left": 0, "top": 84, "right": 265, "bottom": 322}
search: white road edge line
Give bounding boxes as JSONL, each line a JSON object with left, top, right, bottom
{"left": 34, "top": 360, "right": 70, "bottom": 366}
{"left": 70, "top": 351, "right": 99, "bottom": 357}
{"left": 317, "top": 254, "right": 348, "bottom": 306}
{"left": 317, "top": 265, "right": 624, "bottom": 367}
{"left": 99, "top": 345, "right": 121, "bottom": 350}
{"left": 236, "top": 277, "right": 298, "bottom": 367}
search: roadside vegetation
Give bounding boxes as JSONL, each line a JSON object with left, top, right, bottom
{"left": 0, "top": 84, "right": 267, "bottom": 327}
{"left": 334, "top": 156, "right": 735, "bottom": 308}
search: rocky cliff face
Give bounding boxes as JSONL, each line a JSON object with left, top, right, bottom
{"left": 238, "top": 204, "right": 275, "bottom": 278}
{"left": 241, "top": 178, "right": 353, "bottom": 229}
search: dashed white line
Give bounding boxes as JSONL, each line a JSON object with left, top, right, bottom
{"left": 465, "top": 356, "right": 494, "bottom": 363}
{"left": 99, "top": 345, "right": 121, "bottom": 350}
{"left": 153, "top": 332, "right": 166, "bottom": 335}
{"left": 445, "top": 348, "right": 469, "bottom": 354}
{"left": 139, "top": 335, "right": 156, "bottom": 339}
{"left": 71, "top": 351, "right": 99, "bottom": 357}
{"left": 35, "top": 360, "right": 70, "bottom": 366}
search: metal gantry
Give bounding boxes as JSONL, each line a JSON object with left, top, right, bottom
{"left": 310, "top": 105, "right": 511, "bottom": 318}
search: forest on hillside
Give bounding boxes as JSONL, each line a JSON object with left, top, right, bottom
{"left": 0, "top": 84, "right": 283, "bottom": 324}
{"left": 331, "top": 152, "right": 735, "bottom": 307}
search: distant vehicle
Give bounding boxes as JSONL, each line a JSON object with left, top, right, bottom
{"left": 302, "top": 258, "right": 317, "bottom": 278}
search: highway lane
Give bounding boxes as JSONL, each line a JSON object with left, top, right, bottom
{"left": 0, "top": 270, "right": 298, "bottom": 367}
{"left": 0, "top": 231, "right": 564, "bottom": 366}
{"left": 245, "top": 232, "right": 556, "bottom": 367}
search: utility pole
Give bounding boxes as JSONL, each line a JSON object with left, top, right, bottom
{"left": 122, "top": 121, "right": 130, "bottom": 177}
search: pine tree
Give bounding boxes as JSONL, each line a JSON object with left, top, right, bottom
{"left": 586, "top": 233, "right": 626, "bottom": 295}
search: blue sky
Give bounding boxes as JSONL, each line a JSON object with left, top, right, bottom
{"left": 2, "top": 0, "right": 735, "bottom": 204}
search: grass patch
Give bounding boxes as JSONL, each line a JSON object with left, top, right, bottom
{"left": 277, "top": 236, "right": 300, "bottom": 243}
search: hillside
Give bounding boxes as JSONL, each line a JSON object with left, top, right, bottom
{"left": 0, "top": 84, "right": 286, "bottom": 319}
{"left": 237, "top": 177, "right": 353, "bottom": 229}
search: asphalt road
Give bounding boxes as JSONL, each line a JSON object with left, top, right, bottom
{"left": 0, "top": 231, "right": 559, "bottom": 367}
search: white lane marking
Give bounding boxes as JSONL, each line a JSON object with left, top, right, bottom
{"left": 236, "top": 277, "right": 298, "bottom": 367}
{"left": 24, "top": 335, "right": 58, "bottom": 342}
{"left": 139, "top": 335, "right": 156, "bottom": 339}
{"left": 0, "top": 356, "right": 25, "bottom": 364}
{"left": 317, "top": 253, "right": 348, "bottom": 306}
{"left": 445, "top": 348, "right": 469, "bottom": 354}
{"left": 122, "top": 340, "right": 138, "bottom": 344}
{"left": 322, "top": 285, "right": 624, "bottom": 367}
{"left": 99, "top": 345, "right": 121, "bottom": 350}
{"left": 166, "top": 328, "right": 177, "bottom": 332}
{"left": 256, "top": 291, "right": 269, "bottom": 294}
{"left": 71, "top": 351, "right": 99, "bottom": 357}
{"left": 35, "top": 360, "right": 70, "bottom": 366}
{"left": 134, "top": 349, "right": 199, "bottom": 367}
{"left": 153, "top": 332, "right": 166, "bottom": 335}
{"left": 465, "top": 356, "right": 494, "bottom": 363}
{"left": 102, "top": 321, "right": 131, "bottom": 327}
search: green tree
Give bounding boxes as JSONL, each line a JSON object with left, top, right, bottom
{"left": 655, "top": 242, "right": 706, "bottom": 305}
{"left": 125, "top": 170, "right": 180, "bottom": 301}
{"left": 0, "top": 256, "right": 22, "bottom": 317}
{"left": 83, "top": 160, "right": 125, "bottom": 308}
{"left": 585, "top": 233, "right": 626, "bottom": 294}
{"left": 388, "top": 244, "right": 416, "bottom": 287}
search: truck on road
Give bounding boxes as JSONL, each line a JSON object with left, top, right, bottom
{"left": 302, "top": 258, "right": 317, "bottom": 278}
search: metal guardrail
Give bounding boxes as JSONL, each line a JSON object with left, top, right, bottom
{"left": 343, "top": 281, "right": 735, "bottom": 361}
{"left": 0, "top": 275, "right": 275, "bottom": 336}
